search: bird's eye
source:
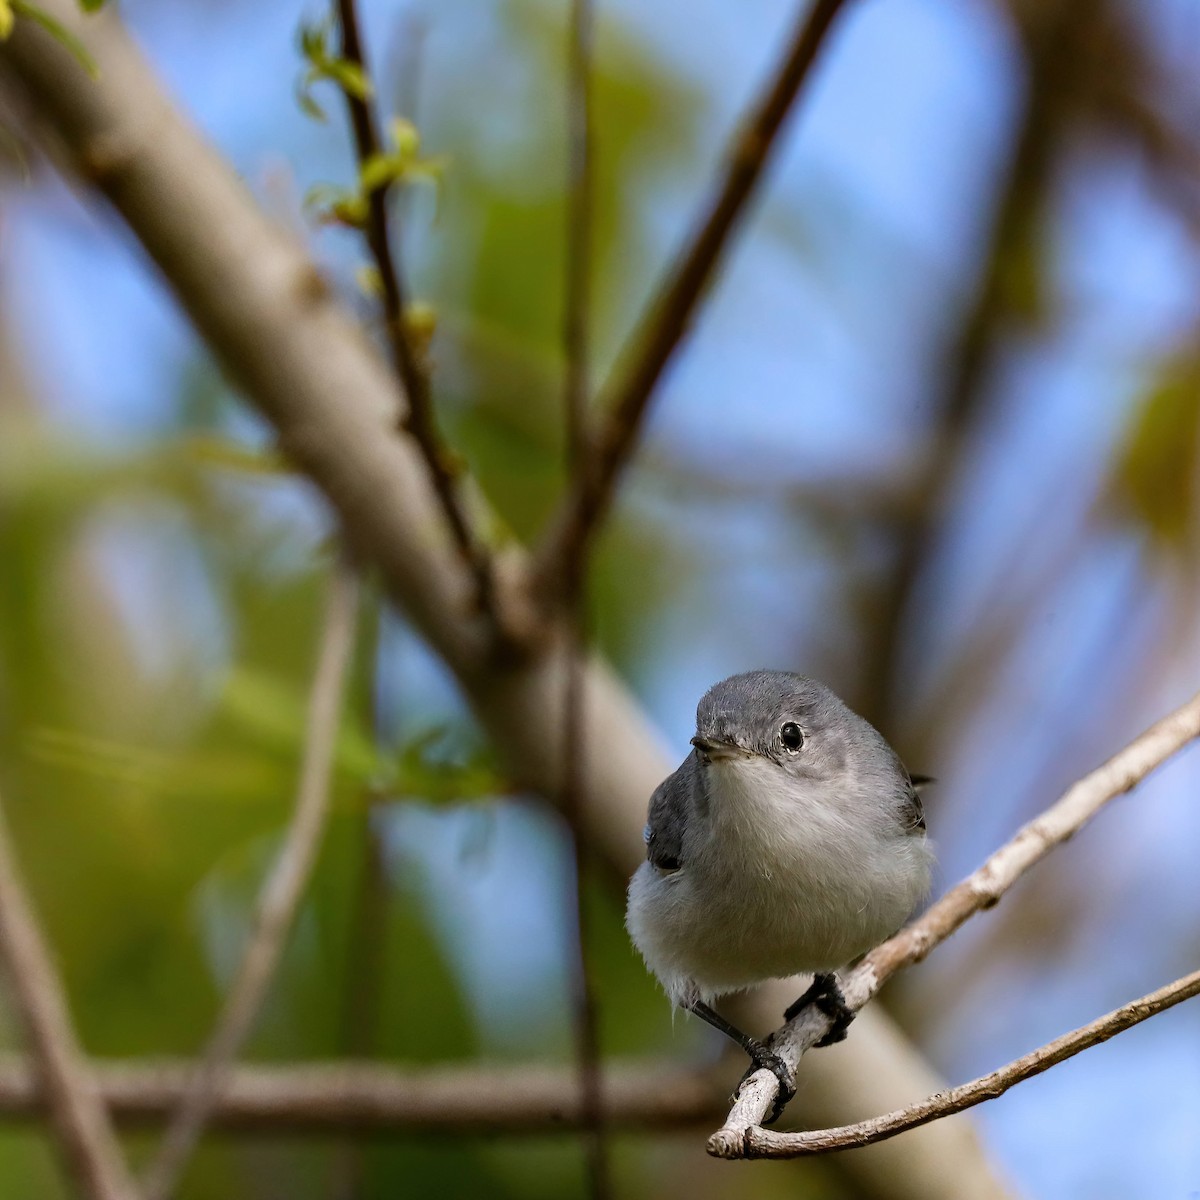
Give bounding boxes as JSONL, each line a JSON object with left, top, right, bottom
{"left": 780, "top": 722, "right": 804, "bottom": 751}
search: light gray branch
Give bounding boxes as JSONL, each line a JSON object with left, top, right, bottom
{"left": 0, "top": 1055, "right": 725, "bottom": 1133}
{"left": 0, "top": 8, "right": 1014, "bottom": 1197}
{"left": 140, "top": 566, "right": 359, "bottom": 1200}
{"left": 743, "top": 967, "right": 1200, "bottom": 1157}
{"left": 709, "top": 687, "right": 1200, "bottom": 1157}
{"left": 0, "top": 791, "right": 138, "bottom": 1200}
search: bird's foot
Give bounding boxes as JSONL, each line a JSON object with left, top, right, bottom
{"left": 784, "top": 972, "right": 855, "bottom": 1048}
{"left": 735, "top": 1043, "right": 796, "bottom": 1126}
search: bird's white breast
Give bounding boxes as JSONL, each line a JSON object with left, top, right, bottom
{"left": 626, "top": 755, "right": 931, "bottom": 1006}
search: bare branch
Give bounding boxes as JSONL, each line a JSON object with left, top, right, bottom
{"left": 533, "top": 0, "right": 850, "bottom": 604}
{"left": 563, "top": 0, "right": 596, "bottom": 477}
{"left": 743, "top": 967, "right": 1200, "bottom": 1157}
{"left": 0, "top": 10, "right": 1014, "bottom": 1195}
{"left": 333, "top": 0, "right": 501, "bottom": 631}
{"left": 0, "top": 1055, "right": 725, "bottom": 1133}
{"left": 140, "top": 566, "right": 359, "bottom": 1200}
{"left": 0, "top": 790, "right": 138, "bottom": 1200}
{"left": 560, "top": 0, "right": 609, "bottom": 1195}
{"left": 709, "top": 686, "right": 1200, "bottom": 1157}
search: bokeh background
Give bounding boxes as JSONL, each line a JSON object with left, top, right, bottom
{"left": 2, "top": 0, "right": 1199, "bottom": 1196}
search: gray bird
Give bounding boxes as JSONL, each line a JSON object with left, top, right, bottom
{"left": 625, "top": 671, "right": 933, "bottom": 1117}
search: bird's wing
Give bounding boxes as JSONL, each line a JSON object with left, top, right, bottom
{"left": 900, "top": 773, "right": 931, "bottom": 833}
{"left": 643, "top": 757, "right": 694, "bottom": 873}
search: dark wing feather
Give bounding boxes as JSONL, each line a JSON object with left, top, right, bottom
{"left": 644, "top": 757, "right": 694, "bottom": 872}
{"left": 900, "top": 773, "right": 931, "bottom": 833}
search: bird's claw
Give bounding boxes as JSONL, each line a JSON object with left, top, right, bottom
{"left": 784, "top": 972, "right": 855, "bottom": 1047}
{"left": 735, "top": 1047, "right": 796, "bottom": 1126}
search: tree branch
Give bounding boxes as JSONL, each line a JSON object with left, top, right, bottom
{"left": 0, "top": 789, "right": 138, "bottom": 1200}
{"left": 0, "top": 1055, "right": 725, "bottom": 1133}
{"left": 333, "top": 0, "right": 500, "bottom": 631}
{"left": 0, "top": 9, "right": 1014, "bottom": 1196}
{"left": 140, "top": 566, "right": 359, "bottom": 1200}
{"left": 742, "top": 967, "right": 1200, "bottom": 1157}
{"left": 708, "top": 686, "right": 1200, "bottom": 1157}
{"left": 532, "top": 0, "right": 850, "bottom": 605}
{"left": 563, "top": 0, "right": 595, "bottom": 477}
{"left": 560, "top": 0, "right": 609, "bottom": 1196}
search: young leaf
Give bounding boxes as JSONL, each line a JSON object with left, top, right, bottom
{"left": 389, "top": 117, "right": 420, "bottom": 158}
{"left": 355, "top": 264, "right": 383, "bottom": 298}
{"left": 295, "top": 78, "right": 327, "bottom": 123}
{"left": 11, "top": 0, "right": 98, "bottom": 76}
{"left": 360, "top": 151, "right": 402, "bottom": 195}
{"left": 325, "top": 57, "right": 370, "bottom": 101}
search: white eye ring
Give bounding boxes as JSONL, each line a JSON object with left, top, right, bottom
{"left": 780, "top": 722, "right": 804, "bottom": 752}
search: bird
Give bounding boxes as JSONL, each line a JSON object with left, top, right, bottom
{"left": 625, "top": 670, "right": 933, "bottom": 1119}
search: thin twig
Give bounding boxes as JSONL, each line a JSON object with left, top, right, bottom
{"left": 335, "top": 0, "right": 498, "bottom": 628}
{"left": 0, "top": 1055, "right": 726, "bottom": 1133}
{"left": 563, "top": 0, "right": 595, "bottom": 478}
{"left": 0, "top": 790, "right": 138, "bottom": 1200}
{"left": 328, "top": 809, "right": 388, "bottom": 1200}
{"left": 747, "top": 967, "right": 1200, "bottom": 1157}
{"left": 708, "top": 686, "right": 1200, "bottom": 1157}
{"left": 533, "top": 0, "right": 850, "bottom": 605}
{"left": 329, "top": 589, "right": 390, "bottom": 1200}
{"left": 562, "top": 645, "right": 610, "bottom": 1198}
{"left": 0, "top": 10, "right": 1012, "bottom": 1193}
{"left": 560, "top": 0, "right": 609, "bottom": 1196}
{"left": 140, "top": 566, "right": 360, "bottom": 1200}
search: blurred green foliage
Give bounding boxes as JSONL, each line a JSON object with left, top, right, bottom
{"left": 1115, "top": 349, "right": 1200, "bottom": 547}
{"left": 297, "top": 15, "right": 372, "bottom": 123}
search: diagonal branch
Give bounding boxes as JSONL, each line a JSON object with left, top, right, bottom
{"left": 0, "top": 788, "right": 138, "bottom": 1200}
{"left": 709, "top": 685, "right": 1200, "bottom": 1157}
{"left": 335, "top": 0, "right": 499, "bottom": 629}
{"left": 743, "top": 966, "right": 1200, "bottom": 1157}
{"left": 140, "top": 565, "right": 359, "bottom": 1200}
{"left": 532, "top": 0, "right": 850, "bottom": 604}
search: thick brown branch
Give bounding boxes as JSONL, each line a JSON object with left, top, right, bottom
{"left": 0, "top": 790, "right": 138, "bottom": 1200}
{"left": 0, "top": 1056, "right": 725, "bottom": 1134}
{"left": 744, "top": 967, "right": 1200, "bottom": 1157}
{"left": 140, "top": 566, "right": 359, "bottom": 1200}
{"left": 533, "top": 0, "right": 850, "bottom": 604}
{"left": 562, "top": 0, "right": 595, "bottom": 477}
{"left": 709, "top": 686, "right": 1200, "bottom": 1156}
{"left": 335, "top": 0, "right": 498, "bottom": 629}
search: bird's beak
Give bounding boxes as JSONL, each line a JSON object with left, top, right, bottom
{"left": 691, "top": 735, "right": 741, "bottom": 760}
